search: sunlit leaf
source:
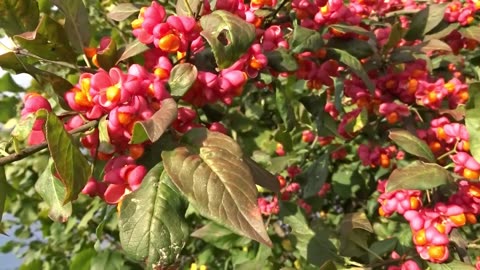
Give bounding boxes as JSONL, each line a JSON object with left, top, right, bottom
{"left": 200, "top": 10, "right": 256, "bottom": 69}
{"left": 405, "top": 3, "right": 448, "bottom": 41}
{"left": 289, "top": 24, "right": 323, "bottom": 53}
{"left": 162, "top": 128, "right": 272, "bottom": 246}
{"left": 44, "top": 112, "right": 91, "bottom": 203}
{"left": 0, "top": 73, "right": 23, "bottom": 92}
{"left": 131, "top": 98, "right": 177, "bottom": 144}
{"left": 34, "top": 160, "right": 72, "bottom": 222}
{"left": 389, "top": 129, "right": 435, "bottom": 162}
{"left": 115, "top": 40, "right": 149, "bottom": 64}
{"left": 176, "top": 0, "right": 204, "bottom": 17}
{"left": 11, "top": 115, "right": 36, "bottom": 141}
{"left": 460, "top": 26, "right": 480, "bottom": 43}
{"left": 466, "top": 83, "right": 480, "bottom": 163}
{"left": 386, "top": 162, "right": 453, "bottom": 192}
{"left": 191, "top": 222, "right": 251, "bottom": 250}
{"left": 98, "top": 115, "right": 115, "bottom": 154}
{"left": 70, "top": 248, "right": 96, "bottom": 270}
{"left": 0, "top": 0, "right": 39, "bottom": 36}
{"left": 91, "top": 251, "right": 126, "bottom": 270}
{"left": 266, "top": 48, "right": 298, "bottom": 72}
{"left": 107, "top": 3, "right": 139, "bottom": 21}
{"left": 119, "top": 163, "right": 189, "bottom": 268}
{"left": 168, "top": 63, "right": 198, "bottom": 98}
{"left": 428, "top": 260, "right": 476, "bottom": 270}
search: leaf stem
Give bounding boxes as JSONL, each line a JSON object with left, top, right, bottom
{"left": 0, "top": 120, "right": 98, "bottom": 166}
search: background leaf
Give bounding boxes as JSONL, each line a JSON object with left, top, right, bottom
{"left": 0, "top": 0, "right": 39, "bottom": 36}
{"left": 200, "top": 10, "right": 256, "bottom": 69}
{"left": 162, "top": 128, "right": 272, "bottom": 246}
{"left": 119, "top": 163, "right": 189, "bottom": 268}
{"left": 51, "top": 0, "right": 91, "bottom": 53}
{"left": 44, "top": 112, "right": 91, "bottom": 203}
{"left": 107, "top": 3, "right": 139, "bottom": 22}
{"left": 298, "top": 154, "right": 330, "bottom": 199}
{"left": 466, "top": 83, "right": 480, "bottom": 163}
{"left": 0, "top": 73, "right": 23, "bottom": 92}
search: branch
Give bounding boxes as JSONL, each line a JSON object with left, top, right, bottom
{"left": 0, "top": 120, "right": 98, "bottom": 166}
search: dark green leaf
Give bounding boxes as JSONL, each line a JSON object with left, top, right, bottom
{"left": 51, "top": 0, "right": 91, "bottom": 53}
{"left": 14, "top": 15, "right": 77, "bottom": 63}
{"left": 339, "top": 212, "right": 373, "bottom": 257}
{"left": 368, "top": 238, "right": 398, "bottom": 263}
{"left": 115, "top": 40, "right": 149, "bottom": 64}
{"left": 200, "top": 10, "right": 256, "bottom": 69}
{"left": 386, "top": 162, "right": 453, "bottom": 192}
{"left": 290, "top": 25, "right": 323, "bottom": 53}
{"left": 460, "top": 26, "right": 480, "bottom": 43}
{"left": 168, "top": 63, "right": 198, "bottom": 97}
{"left": 107, "top": 3, "right": 139, "bottom": 21}
{"left": 328, "top": 48, "right": 375, "bottom": 92}
{"left": 280, "top": 203, "right": 338, "bottom": 266}
{"left": 70, "top": 248, "right": 96, "bottom": 270}
{"left": 382, "top": 22, "right": 405, "bottom": 53}
{"left": 0, "top": 0, "right": 39, "bottom": 36}
{"left": 405, "top": 3, "right": 448, "bottom": 41}
{"left": 0, "top": 166, "right": 7, "bottom": 228}
{"left": 191, "top": 222, "right": 251, "bottom": 250}
{"left": 298, "top": 154, "right": 329, "bottom": 198}
{"left": 131, "top": 98, "right": 178, "bottom": 144}
{"left": 465, "top": 83, "right": 480, "bottom": 163}
{"left": 389, "top": 129, "right": 435, "bottom": 162}
{"left": 119, "top": 163, "right": 188, "bottom": 268}
{"left": 96, "top": 38, "right": 118, "bottom": 70}
{"left": 425, "top": 22, "right": 459, "bottom": 41}
{"left": 0, "top": 96, "right": 19, "bottom": 123}
{"left": 428, "top": 260, "right": 476, "bottom": 270}
{"left": 44, "top": 112, "right": 91, "bottom": 203}
{"left": 244, "top": 155, "right": 280, "bottom": 193}
{"left": 0, "top": 73, "right": 23, "bottom": 92}
{"left": 34, "top": 160, "right": 72, "bottom": 222}
{"left": 162, "top": 128, "right": 272, "bottom": 246}
{"left": 176, "top": 0, "right": 204, "bottom": 17}
{"left": 0, "top": 52, "right": 28, "bottom": 73}
{"left": 276, "top": 84, "right": 296, "bottom": 131}
{"left": 327, "top": 38, "right": 374, "bottom": 59}
{"left": 266, "top": 48, "right": 299, "bottom": 72}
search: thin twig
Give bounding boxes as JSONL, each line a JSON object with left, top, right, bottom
{"left": 0, "top": 120, "right": 98, "bottom": 166}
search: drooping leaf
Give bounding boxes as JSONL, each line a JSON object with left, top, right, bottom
{"left": 119, "top": 163, "right": 189, "bottom": 268}
{"left": 98, "top": 115, "right": 115, "bottom": 154}
{"left": 200, "top": 10, "right": 256, "bottom": 69}
{"left": 107, "top": 3, "right": 139, "bottom": 21}
{"left": 14, "top": 15, "right": 77, "bottom": 63}
{"left": 427, "top": 260, "right": 476, "bottom": 270}
{"left": 405, "top": 3, "right": 448, "bottom": 41}
{"left": 131, "top": 98, "right": 178, "bottom": 144}
{"left": 244, "top": 156, "right": 280, "bottom": 193}
{"left": 388, "top": 129, "right": 435, "bottom": 162}
{"left": 280, "top": 202, "right": 339, "bottom": 266}
{"left": 0, "top": 73, "right": 23, "bottom": 92}
{"left": 328, "top": 48, "right": 375, "bottom": 92}
{"left": 96, "top": 38, "right": 118, "bottom": 70}
{"left": 289, "top": 25, "right": 323, "bottom": 53}
{"left": 386, "top": 162, "right": 453, "bottom": 192}
{"left": 266, "top": 48, "right": 299, "bottom": 72}
{"left": 34, "top": 160, "right": 72, "bottom": 222}
{"left": 466, "top": 83, "right": 480, "bottom": 163}
{"left": 44, "top": 112, "right": 92, "bottom": 203}
{"left": 168, "top": 63, "right": 198, "bottom": 98}
{"left": 0, "top": 166, "right": 7, "bottom": 229}
{"left": 0, "top": 0, "right": 39, "bottom": 36}
{"left": 51, "top": 0, "right": 91, "bottom": 53}
{"left": 176, "top": 0, "right": 204, "bottom": 17}
{"left": 115, "top": 40, "right": 149, "bottom": 64}
{"left": 191, "top": 222, "right": 251, "bottom": 250}
{"left": 459, "top": 25, "right": 480, "bottom": 43}
{"left": 162, "top": 128, "right": 272, "bottom": 246}
{"left": 298, "top": 154, "right": 330, "bottom": 198}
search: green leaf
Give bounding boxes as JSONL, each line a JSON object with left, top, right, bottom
{"left": 466, "top": 83, "right": 480, "bottom": 163}
{"left": 0, "top": 96, "right": 19, "bottom": 123}
{"left": 428, "top": 260, "right": 476, "bottom": 270}
{"left": 131, "top": 98, "right": 178, "bottom": 144}
{"left": 328, "top": 48, "right": 375, "bottom": 92}
{"left": 386, "top": 162, "right": 453, "bottom": 192}
{"left": 382, "top": 22, "right": 405, "bottom": 53}
{"left": 0, "top": 52, "right": 28, "bottom": 73}
{"left": 244, "top": 156, "right": 280, "bottom": 193}
{"left": 91, "top": 251, "right": 126, "bottom": 270}
{"left": 96, "top": 38, "right": 118, "bottom": 70}
{"left": 34, "top": 160, "right": 72, "bottom": 222}
{"left": 107, "top": 3, "right": 139, "bottom": 21}
{"left": 0, "top": 166, "right": 7, "bottom": 229}
{"left": 176, "top": 0, "right": 204, "bottom": 17}
{"left": 368, "top": 238, "right": 398, "bottom": 263}
{"left": 191, "top": 222, "right": 251, "bottom": 250}
{"left": 51, "top": 0, "right": 91, "bottom": 53}
{"left": 200, "top": 10, "right": 256, "bottom": 69}
{"left": 115, "top": 40, "right": 149, "bottom": 64}
{"left": 327, "top": 38, "right": 374, "bottom": 59}
{"left": 339, "top": 212, "right": 373, "bottom": 257}
{"left": 162, "top": 128, "right": 272, "bottom": 246}
{"left": 298, "top": 154, "right": 329, "bottom": 198}
{"left": 388, "top": 129, "right": 435, "bottom": 162}
{"left": 44, "top": 112, "right": 91, "bottom": 203}
{"left": 11, "top": 115, "right": 36, "bottom": 141}
{"left": 0, "top": 73, "right": 23, "bottom": 92}
{"left": 280, "top": 203, "right": 338, "bottom": 266}
{"left": 328, "top": 24, "right": 376, "bottom": 40}
{"left": 70, "top": 248, "right": 96, "bottom": 270}
{"left": 417, "top": 39, "right": 452, "bottom": 53}
{"left": 98, "top": 115, "right": 115, "bottom": 154}
{"left": 168, "top": 63, "right": 198, "bottom": 98}
{"left": 119, "top": 163, "right": 189, "bottom": 268}
{"left": 405, "top": 3, "right": 448, "bottom": 41}
{"left": 289, "top": 25, "right": 324, "bottom": 54}
{"left": 275, "top": 83, "right": 296, "bottom": 131}
{"left": 14, "top": 15, "right": 77, "bottom": 63}
{"left": 266, "top": 48, "right": 299, "bottom": 72}
{"left": 459, "top": 26, "right": 480, "bottom": 43}
{"left": 0, "top": 0, "right": 39, "bottom": 36}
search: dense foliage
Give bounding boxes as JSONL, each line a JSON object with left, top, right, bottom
{"left": 1, "top": 0, "right": 480, "bottom": 269}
